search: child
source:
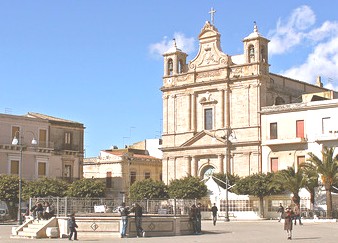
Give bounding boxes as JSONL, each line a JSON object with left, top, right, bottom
{"left": 68, "top": 213, "right": 78, "bottom": 241}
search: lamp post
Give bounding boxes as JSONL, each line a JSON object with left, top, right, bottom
{"left": 221, "top": 127, "right": 236, "bottom": 222}
{"left": 12, "top": 131, "right": 37, "bottom": 225}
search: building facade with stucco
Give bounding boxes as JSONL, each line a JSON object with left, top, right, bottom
{"left": 261, "top": 93, "right": 338, "bottom": 173}
{"left": 0, "top": 112, "right": 84, "bottom": 181}
{"left": 160, "top": 21, "right": 334, "bottom": 184}
{"left": 83, "top": 147, "right": 162, "bottom": 200}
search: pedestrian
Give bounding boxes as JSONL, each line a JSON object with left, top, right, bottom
{"left": 131, "top": 203, "right": 145, "bottom": 237}
{"left": 211, "top": 203, "right": 218, "bottom": 226}
{"left": 196, "top": 203, "right": 202, "bottom": 233}
{"left": 118, "top": 202, "right": 130, "bottom": 238}
{"left": 35, "top": 202, "right": 44, "bottom": 222}
{"left": 43, "top": 202, "right": 51, "bottom": 220}
{"left": 293, "top": 204, "right": 303, "bottom": 225}
{"left": 68, "top": 213, "right": 78, "bottom": 241}
{"left": 283, "top": 206, "right": 294, "bottom": 240}
{"left": 189, "top": 204, "right": 198, "bottom": 234}
{"left": 277, "top": 203, "right": 284, "bottom": 222}
{"left": 22, "top": 203, "right": 30, "bottom": 222}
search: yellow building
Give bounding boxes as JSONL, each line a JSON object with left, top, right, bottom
{"left": 83, "top": 146, "right": 162, "bottom": 200}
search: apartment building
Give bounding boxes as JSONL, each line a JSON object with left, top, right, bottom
{"left": 0, "top": 112, "right": 84, "bottom": 181}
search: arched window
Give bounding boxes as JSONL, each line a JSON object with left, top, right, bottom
{"left": 275, "top": 96, "right": 285, "bottom": 105}
{"left": 249, "top": 45, "right": 255, "bottom": 62}
{"left": 178, "top": 59, "right": 184, "bottom": 74}
{"left": 261, "top": 47, "right": 266, "bottom": 62}
{"left": 168, "top": 59, "right": 173, "bottom": 76}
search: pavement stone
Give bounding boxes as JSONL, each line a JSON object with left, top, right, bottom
{"left": 1, "top": 219, "right": 338, "bottom": 243}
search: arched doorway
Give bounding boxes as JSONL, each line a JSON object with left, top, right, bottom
{"left": 201, "top": 165, "right": 215, "bottom": 179}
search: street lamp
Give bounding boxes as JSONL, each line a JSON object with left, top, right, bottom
{"left": 12, "top": 131, "right": 37, "bottom": 225}
{"left": 214, "top": 127, "right": 236, "bottom": 222}
{"left": 224, "top": 127, "right": 236, "bottom": 222}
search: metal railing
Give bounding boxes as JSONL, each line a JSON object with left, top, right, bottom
{"left": 29, "top": 197, "right": 261, "bottom": 217}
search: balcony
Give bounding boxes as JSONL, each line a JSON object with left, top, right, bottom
{"left": 314, "top": 131, "right": 338, "bottom": 142}
{"left": 263, "top": 136, "right": 308, "bottom": 146}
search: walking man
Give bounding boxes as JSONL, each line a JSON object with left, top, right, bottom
{"left": 196, "top": 203, "right": 202, "bottom": 234}
{"left": 189, "top": 204, "right": 198, "bottom": 234}
{"left": 211, "top": 203, "right": 218, "bottom": 226}
{"left": 131, "top": 203, "right": 145, "bottom": 237}
{"left": 68, "top": 213, "right": 78, "bottom": 241}
{"left": 277, "top": 203, "right": 284, "bottom": 222}
{"left": 294, "top": 204, "right": 303, "bottom": 225}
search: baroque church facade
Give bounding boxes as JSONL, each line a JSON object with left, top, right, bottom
{"left": 160, "top": 21, "right": 330, "bottom": 184}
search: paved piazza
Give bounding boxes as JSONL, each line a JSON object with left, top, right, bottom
{"left": 1, "top": 220, "right": 337, "bottom": 242}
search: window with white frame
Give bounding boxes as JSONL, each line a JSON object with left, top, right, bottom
{"left": 204, "top": 108, "right": 213, "bottom": 130}
{"left": 10, "top": 160, "right": 19, "bottom": 175}
{"left": 322, "top": 117, "right": 331, "bottom": 134}
{"left": 65, "top": 132, "right": 71, "bottom": 144}
{"left": 38, "top": 162, "right": 46, "bottom": 177}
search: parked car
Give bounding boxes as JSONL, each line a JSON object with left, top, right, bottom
{"left": 0, "top": 208, "right": 10, "bottom": 222}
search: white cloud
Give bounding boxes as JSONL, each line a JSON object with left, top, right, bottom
{"left": 268, "top": 5, "right": 315, "bottom": 55}
{"left": 268, "top": 5, "right": 338, "bottom": 90}
{"left": 149, "top": 32, "right": 195, "bottom": 59}
{"left": 283, "top": 35, "right": 338, "bottom": 88}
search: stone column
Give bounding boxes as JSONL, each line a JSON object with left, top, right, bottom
{"left": 218, "top": 89, "right": 225, "bottom": 128}
{"left": 191, "top": 156, "right": 198, "bottom": 177}
{"left": 163, "top": 157, "right": 169, "bottom": 185}
{"left": 224, "top": 84, "right": 230, "bottom": 128}
{"left": 217, "top": 154, "right": 224, "bottom": 174}
{"left": 185, "top": 156, "right": 191, "bottom": 176}
{"left": 191, "top": 93, "right": 196, "bottom": 132}
{"left": 188, "top": 94, "right": 192, "bottom": 131}
{"left": 162, "top": 95, "right": 169, "bottom": 134}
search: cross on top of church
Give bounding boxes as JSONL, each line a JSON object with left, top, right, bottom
{"left": 209, "top": 7, "right": 216, "bottom": 25}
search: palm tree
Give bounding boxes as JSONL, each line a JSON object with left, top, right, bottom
{"left": 274, "top": 166, "right": 307, "bottom": 205}
{"left": 301, "top": 166, "right": 319, "bottom": 210}
{"left": 304, "top": 147, "right": 338, "bottom": 218}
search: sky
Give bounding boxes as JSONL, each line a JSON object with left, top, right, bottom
{"left": 0, "top": 1, "right": 338, "bottom": 158}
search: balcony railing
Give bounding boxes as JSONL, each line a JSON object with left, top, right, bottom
{"left": 263, "top": 136, "right": 308, "bottom": 146}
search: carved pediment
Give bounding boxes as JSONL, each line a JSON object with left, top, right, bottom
{"left": 189, "top": 22, "right": 231, "bottom": 71}
{"left": 180, "top": 131, "right": 226, "bottom": 148}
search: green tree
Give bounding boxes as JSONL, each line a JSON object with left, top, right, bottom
{"left": 213, "top": 172, "right": 240, "bottom": 192}
{"left": 305, "top": 147, "right": 338, "bottom": 218}
{"left": 0, "top": 174, "right": 20, "bottom": 203}
{"left": 167, "top": 176, "right": 208, "bottom": 199}
{"left": 66, "top": 178, "right": 105, "bottom": 198}
{"left": 129, "top": 179, "right": 168, "bottom": 201}
{"left": 22, "top": 177, "right": 69, "bottom": 200}
{"left": 0, "top": 174, "right": 23, "bottom": 218}
{"left": 274, "top": 166, "right": 307, "bottom": 205}
{"left": 233, "top": 173, "right": 283, "bottom": 218}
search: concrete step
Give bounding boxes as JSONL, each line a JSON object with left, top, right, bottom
{"left": 18, "top": 231, "right": 37, "bottom": 237}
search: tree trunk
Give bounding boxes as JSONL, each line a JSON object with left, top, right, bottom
{"left": 259, "top": 197, "right": 264, "bottom": 218}
{"left": 326, "top": 189, "right": 333, "bottom": 218}
{"left": 292, "top": 194, "right": 300, "bottom": 205}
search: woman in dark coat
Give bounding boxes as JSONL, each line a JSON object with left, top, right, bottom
{"left": 284, "top": 206, "right": 294, "bottom": 240}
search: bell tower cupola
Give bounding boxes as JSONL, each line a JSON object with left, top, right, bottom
{"left": 243, "top": 22, "right": 270, "bottom": 69}
{"left": 163, "top": 39, "right": 188, "bottom": 77}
